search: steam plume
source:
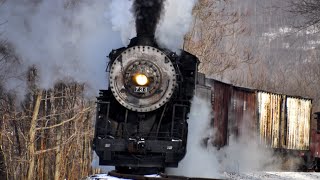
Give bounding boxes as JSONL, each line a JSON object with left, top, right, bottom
{"left": 0, "top": 0, "right": 196, "bottom": 95}
{"left": 166, "top": 96, "right": 221, "bottom": 178}
{"left": 167, "top": 95, "right": 281, "bottom": 178}
{"left": 156, "top": 0, "right": 197, "bottom": 51}
{"left": 0, "top": 0, "right": 133, "bottom": 95}
{"left": 133, "top": 0, "right": 164, "bottom": 37}
{"left": 132, "top": 0, "right": 197, "bottom": 51}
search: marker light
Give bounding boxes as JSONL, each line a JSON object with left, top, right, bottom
{"left": 134, "top": 74, "right": 148, "bottom": 86}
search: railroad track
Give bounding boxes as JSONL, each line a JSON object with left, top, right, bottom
{"left": 108, "top": 170, "right": 222, "bottom": 180}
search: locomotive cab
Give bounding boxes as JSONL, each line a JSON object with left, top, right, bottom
{"left": 93, "top": 36, "right": 199, "bottom": 172}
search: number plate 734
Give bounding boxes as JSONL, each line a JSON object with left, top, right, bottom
{"left": 134, "top": 86, "right": 149, "bottom": 93}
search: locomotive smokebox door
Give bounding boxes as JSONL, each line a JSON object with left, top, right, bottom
{"left": 109, "top": 46, "right": 177, "bottom": 112}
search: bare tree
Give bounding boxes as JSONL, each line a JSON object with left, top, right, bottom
{"left": 186, "top": 0, "right": 320, "bottom": 114}
{"left": 1, "top": 65, "right": 96, "bottom": 179}
{"left": 288, "top": 0, "right": 320, "bottom": 31}
{"left": 184, "top": 0, "right": 256, "bottom": 78}
{"left": 27, "top": 90, "right": 42, "bottom": 180}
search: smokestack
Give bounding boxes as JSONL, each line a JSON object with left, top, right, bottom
{"left": 133, "top": 0, "right": 164, "bottom": 37}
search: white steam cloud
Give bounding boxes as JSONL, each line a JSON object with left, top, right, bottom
{"left": 166, "top": 96, "right": 222, "bottom": 178}
{"left": 0, "top": 0, "right": 196, "bottom": 94}
{"left": 167, "top": 95, "right": 281, "bottom": 178}
{"left": 156, "top": 0, "right": 197, "bottom": 51}
{"left": 0, "top": 0, "right": 132, "bottom": 94}
{"left": 91, "top": 151, "right": 115, "bottom": 173}
{"left": 109, "top": 0, "right": 197, "bottom": 51}
{"left": 107, "top": 0, "right": 136, "bottom": 46}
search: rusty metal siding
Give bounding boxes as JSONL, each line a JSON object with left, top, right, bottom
{"left": 196, "top": 72, "right": 206, "bottom": 86}
{"left": 311, "top": 113, "right": 320, "bottom": 158}
{"left": 230, "top": 87, "right": 257, "bottom": 137}
{"left": 280, "top": 98, "right": 287, "bottom": 149}
{"left": 195, "top": 72, "right": 211, "bottom": 100}
{"left": 209, "top": 80, "right": 232, "bottom": 147}
{"left": 257, "top": 92, "right": 282, "bottom": 148}
{"left": 195, "top": 85, "right": 211, "bottom": 100}
{"left": 310, "top": 129, "right": 320, "bottom": 158}
{"left": 206, "top": 77, "right": 312, "bottom": 151}
{"left": 286, "top": 97, "right": 311, "bottom": 150}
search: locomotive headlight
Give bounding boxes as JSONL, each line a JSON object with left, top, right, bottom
{"left": 134, "top": 73, "right": 148, "bottom": 86}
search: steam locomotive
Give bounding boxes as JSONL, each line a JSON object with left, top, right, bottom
{"left": 92, "top": 34, "right": 320, "bottom": 173}
{"left": 93, "top": 35, "right": 199, "bottom": 172}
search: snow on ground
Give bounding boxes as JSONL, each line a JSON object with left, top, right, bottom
{"left": 85, "top": 174, "right": 126, "bottom": 180}
{"left": 85, "top": 172, "right": 320, "bottom": 180}
{"left": 224, "top": 172, "right": 320, "bottom": 180}
{"left": 84, "top": 174, "right": 160, "bottom": 180}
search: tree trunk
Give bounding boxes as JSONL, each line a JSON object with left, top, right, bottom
{"left": 54, "top": 94, "right": 63, "bottom": 180}
{"left": 54, "top": 130, "right": 61, "bottom": 180}
{"left": 27, "top": 90, "right": 42, "bottom": 180}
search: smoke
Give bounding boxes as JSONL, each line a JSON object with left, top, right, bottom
{"left": 133, "top": 0, "right": 164, "bottom": 37}
{"left": 131, "top": 0, "right": 197, "bottom": 51}
{"left": 166, "top": 95, "right": 281, "bottom": 178}
{"left": 0, "top": 0, "right": 134, "bottom": 95}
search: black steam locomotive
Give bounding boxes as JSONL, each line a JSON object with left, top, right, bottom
{"left": 93, "top": 35, "right": 199, "bottom": 172}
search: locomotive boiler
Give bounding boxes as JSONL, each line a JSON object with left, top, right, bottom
{"left": 93, "top": 35, "right": 199, "bottom": 172}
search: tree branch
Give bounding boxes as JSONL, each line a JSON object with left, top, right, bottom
{"left": 35, "top": 107, "right": 91, "bottom": 131}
